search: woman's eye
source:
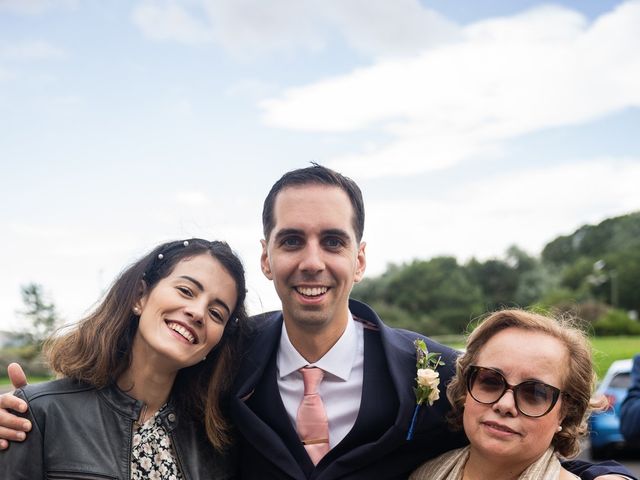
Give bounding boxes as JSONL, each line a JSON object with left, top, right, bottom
{"left": 209, "top": 310, "right": 224, "bottom": 323}
{"left": 177, "top": 286, "right": 193, "bottom": 297}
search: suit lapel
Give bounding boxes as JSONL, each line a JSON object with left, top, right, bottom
{"left": 231, "top": 313, "right": 307, "bottom": 479}
{"left": 318, "top": 301, "right": 455, "bottom": 478}
{"left": 315, "top": 325, "right": 399, "bottom": 476}
{"left": 349, "top": 300, "right": 417, "bottom": 429}
{"left": 350, "top": 299, "right": 454, "bottom": 434}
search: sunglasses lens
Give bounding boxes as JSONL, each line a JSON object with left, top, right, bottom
{"left": 469, "top": 368, "right": 505, "bottom": 403}
{"left": 516, "top": 382, "right": 556, "bottom": 416}
{"left": 468, "top": 367, "right": 560, "bottom": 417}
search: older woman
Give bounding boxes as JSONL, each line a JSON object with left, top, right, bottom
{"left": 411, "top": 309, "right": 606, "bottom": 480}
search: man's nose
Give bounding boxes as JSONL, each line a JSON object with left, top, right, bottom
{"left": 299, "top": 242, "right": 325, "bottom": 273}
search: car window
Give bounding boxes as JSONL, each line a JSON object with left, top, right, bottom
{"left": 609, "top": 372, "right": 631, "bottom": 389}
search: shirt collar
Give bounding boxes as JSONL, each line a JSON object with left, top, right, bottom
{"left": 277, "top": 311, "right": 359, "bottom": 381}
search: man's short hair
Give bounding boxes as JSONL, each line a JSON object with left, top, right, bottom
{"left": 262, "top": 163, "right": 365, "bottom": 242}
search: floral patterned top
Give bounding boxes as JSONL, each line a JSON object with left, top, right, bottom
{"left": 131, "top": 405, "right": 184, "bottom": 480}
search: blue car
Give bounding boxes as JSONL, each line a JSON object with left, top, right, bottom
{"left": 588, "top": 359, "right": 633, "bottom": 459}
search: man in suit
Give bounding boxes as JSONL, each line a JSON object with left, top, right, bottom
{"left": 0, "top": 165, "right": 634, "bottom": 479}
{"left": 228, "top": 165, "right": 633, "bottom": 479}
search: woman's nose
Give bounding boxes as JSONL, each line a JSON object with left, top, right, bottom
{"left": 184, "top": 302, "right": 205, "bottom": 326}
{"left": 492, "top": 388, "right": 519, "bottom": 417}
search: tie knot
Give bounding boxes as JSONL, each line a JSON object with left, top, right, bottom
{"left": 300, "top": 367, "right": 324, "bottom": 394}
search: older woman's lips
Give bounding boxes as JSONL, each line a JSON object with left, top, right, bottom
{"left": 482, "top": 421, "right": 520, "bottom": 435}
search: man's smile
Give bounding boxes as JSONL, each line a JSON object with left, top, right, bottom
{"left": 295, "top": 286, "right": 329, "bottom": 297}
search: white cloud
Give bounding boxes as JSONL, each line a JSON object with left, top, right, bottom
{"left": 0, "top": 0, "right": 77, "bottom": 15}
{"left": 131, "top": 0, "right": 458, "bottom": 57}
{"left": 364, "top": 157, "right": 640, "bottom": 274}
{"left": 201, "top": 0, "right": 326, "bottom": 55}
{"left": 260, "top": 1, "right": 640, "bottom": 177}
{"left": 0, "top": 41, "right": 67, "bottom": 60}
{"left": 320, "top": 0, "right": 459, "bottom": 58}
{"left": 132, "top": 1, "right": 214, "bottom": 45}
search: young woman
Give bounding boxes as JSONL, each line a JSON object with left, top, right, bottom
{"left": 1, "top": 238, "right": 247, "bottom": 479}
{"left": 411, "top": 309, "right": 606, "bottom": 480}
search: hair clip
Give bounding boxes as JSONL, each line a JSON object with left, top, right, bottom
{"left": 157, "top": 253, "right": 164, "bottom": 260}
{"left": 183, "top": 240, "right": 189, "bottom": 247}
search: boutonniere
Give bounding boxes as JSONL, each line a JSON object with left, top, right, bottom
{"left": 406, "top": 339, "right": 444, "bottom": 440}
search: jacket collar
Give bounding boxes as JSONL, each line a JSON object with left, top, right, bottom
{"left": 97, "top": 383, "right": 147, "bottom": 421}
{"left": 348, "top": 299, "right": 417, "bottom": 422}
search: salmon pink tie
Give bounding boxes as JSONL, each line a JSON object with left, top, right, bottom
{"left": 296, "top": 367, "right": 330, "bottom": 465}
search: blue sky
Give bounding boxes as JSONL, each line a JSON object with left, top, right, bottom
{"left": 1, "top": 0, "right": 639, "bottom": 332}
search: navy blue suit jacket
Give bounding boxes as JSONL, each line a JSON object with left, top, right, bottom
{"left": 620, "top": 354, "right": 640, "bottom": 443}
{"left": 229, "top": 299, "right": 635, "bottom": 480}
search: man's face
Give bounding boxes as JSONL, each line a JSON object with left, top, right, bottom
{"left": 261, "top": 184, "right": 366, "bottom": 337}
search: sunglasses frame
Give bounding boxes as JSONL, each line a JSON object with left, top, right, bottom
{"left": 466, "top": 365, "right": 562, "bottom": 418}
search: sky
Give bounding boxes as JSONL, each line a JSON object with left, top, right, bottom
{"left": 1, "top": 0, "right": 639, "bottom": 332}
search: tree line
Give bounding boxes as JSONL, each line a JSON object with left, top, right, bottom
{"left": 3, "top": 212, "right": 639, "bottom": 376}
{"left": 352, "top": 211, "right": 640, "bottom": 336}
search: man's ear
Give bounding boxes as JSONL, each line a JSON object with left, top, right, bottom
{"left": 353, "top": 241, "right": 367, "bottom": 283}
{"left": 260, "top": 239, "right": 273, "bottom": 280}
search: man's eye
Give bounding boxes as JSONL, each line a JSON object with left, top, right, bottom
{"left": 282, "top": 237, "right": 302, "bottom": 247}
{"left": 325, "top": 237, "right": 343, "bottom": 248}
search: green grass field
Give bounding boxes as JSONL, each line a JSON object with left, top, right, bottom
{"left": 590, "top": 336, "right": 639, "bottom": 379}
{"left": 0, "top": 375, "right": 51, "bottom": 386}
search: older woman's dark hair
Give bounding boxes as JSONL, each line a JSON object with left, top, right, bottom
{"left": 446, "top": 309, "right": 606, "bottom": 458}
{"left": 44, "top": 238, "right": 248, "bottom": 450}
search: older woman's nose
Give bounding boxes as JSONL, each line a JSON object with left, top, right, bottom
{"left": 492, "top": 389, "right": 519, "bottom": 417}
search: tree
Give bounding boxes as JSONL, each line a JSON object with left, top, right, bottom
{"left": 0, "top": 283, "right": 61, "bottom": 375}
{"left": 17, "top": 283, "right": 60, "bottom": 348}
{"left": 353, "top": 257, "right": 485, "bottom": 334}
{"left": 466, "top": 258, "right": 519, "bottom": 310}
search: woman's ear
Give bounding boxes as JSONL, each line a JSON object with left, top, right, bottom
{"left": 133, "top": 280, "right": 148, "bottom": 314}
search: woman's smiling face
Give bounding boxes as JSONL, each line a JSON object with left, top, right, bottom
{"left": 134, "top": 253, "right": 238, "bottom": 370}
{"left": 463, "top": 327, "right": 567, "bottom": 468}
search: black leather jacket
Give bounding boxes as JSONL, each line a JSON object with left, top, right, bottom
{"left": 0, "top": 378, "right": 236, "bottom": 480}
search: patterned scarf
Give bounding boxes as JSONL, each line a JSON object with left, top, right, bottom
{"left": 410, "top": 446, "right": 562, "bottom": 480}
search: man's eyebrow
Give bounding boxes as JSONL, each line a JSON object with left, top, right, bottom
{"left": 273, "top": 228, "right": 304, "bottom": 241}
{"left": 178, "top": 275, "right": 231, "bottom": 314}
{"left": 322, "top": 229, "right": 350, "bottom": 239}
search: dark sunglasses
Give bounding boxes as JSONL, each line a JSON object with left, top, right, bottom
{"left": 466, "top": 365, "right": 562, "bottom": 418}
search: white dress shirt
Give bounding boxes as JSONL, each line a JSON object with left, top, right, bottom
{"left": 277, "top": 312, "right": 365, "bottom": 449}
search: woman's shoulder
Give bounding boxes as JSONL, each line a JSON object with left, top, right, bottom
{"left": 17, "top": 377, "right": 94, "bottom": 403}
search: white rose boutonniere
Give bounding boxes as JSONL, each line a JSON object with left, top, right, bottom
{"left": 406, "top": 339, "right": 444, "bottom": 440}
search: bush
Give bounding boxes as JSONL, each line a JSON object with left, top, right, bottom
{"left": 0, "top": 347, "right": 52, "bottom": 378}
{"left": 368, "top": 302, "right": 452, "bottom": 336}
{"left": 593, "top": 309, "right": 640, "bottom": 336}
